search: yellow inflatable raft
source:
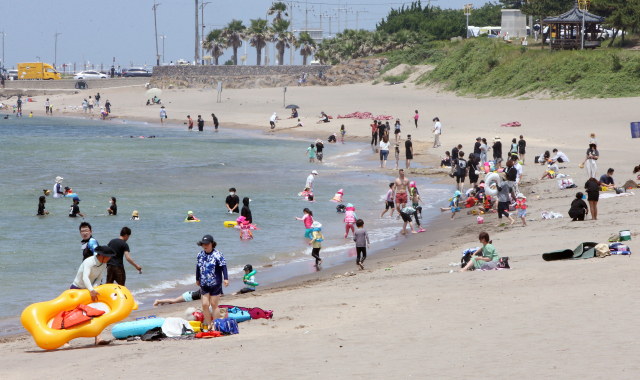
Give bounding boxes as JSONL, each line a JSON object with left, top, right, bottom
{"left": 224, "top": 221, "right": 237, "bottom": 228}
{"left": 21, "top": 284, "right": 138, "bottom": 350}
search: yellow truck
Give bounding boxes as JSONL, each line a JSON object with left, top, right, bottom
{"left": 17, "top": 62, "right": 61, "bottom": 80}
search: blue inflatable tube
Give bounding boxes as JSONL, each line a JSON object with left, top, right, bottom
{"left": 111, "top": 317, "right": 165, "bottom": 339}
{"left": 64, "top": 193, "right": 78, "bottom": 198}
{"left": 227, "top": 307, "right": 251, "bottom": 323}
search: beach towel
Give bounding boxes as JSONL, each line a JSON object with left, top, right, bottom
{"left": 542, "top": 242, "right": 599, "bottom": 261}
{"left": 599, "top": 191, "right": 634, "bottom": 200}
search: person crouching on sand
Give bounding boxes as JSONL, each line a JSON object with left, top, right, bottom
{"left": 399, "top": 205, "right": 417, "bottom": 234}
{"left": 460, "top": 232, "right": 500, "bottom": 272}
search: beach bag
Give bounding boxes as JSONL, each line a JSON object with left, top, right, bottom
{"left": 477, "top": 216, "right": 484, "bottom": 224}
{"left": 220, "top": 305, "right": 273, "bottom": 320}
{"left": 140, "top": 327, "right": 166, "bottom": 341}
{"left": 594, "top": 244, "right": 611, "bottom": 258}
{"left": 534, "top": 155, "right": 540, "bottom": 163}
{"left": 213, "top": 318, "right": 239, "bottom": 335}
{"left": 497, "top": 257, "right": 510, "bottom": 269}
{"left": 558, "top": 178, "right": 574, "bottom": 189}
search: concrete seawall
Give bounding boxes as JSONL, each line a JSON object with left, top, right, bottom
{"left": 2, "top": 77, "right": 149, "bottom": 90}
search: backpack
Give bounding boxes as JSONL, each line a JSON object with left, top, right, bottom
{"left": 213, "top": 318, "right": 239, "bottom": 335}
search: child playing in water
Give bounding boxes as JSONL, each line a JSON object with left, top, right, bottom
{"left": 344, "top": 203, "right": 357, "bottom": 238}
{"left": 37, "top": 196, "right": 49, "bottom": 215}
{"left": 187, "top": 115, "right": 193, "bottom": 131}
{"left": 185, "top": 211, "right": 200, "bottom": 221}
{"left": 381, "top": 183, "right": 395, "bottom": 218}
{"left": 307, "top": 194, "right": 315, "bottom": 202}
{"left": 295, "top": 208, "right": 314, "bottom": 238}
{"left": 131, "top": 210, "right": 139, "bottom": 220}
{"left": 340, "top": 124, "right": 346, "bottom": 144}
{"left": 409, "top": 182, "right": 425, "bottom": 217}
{"left": 331, "top": 189, "right": 344, "bottom": 203}
{"left": 308, "top": 221, "right": 323, "bottom": 266}
{"left": 237, "top": 220, "right": 258, "bottom": 240}
{"left": 440, "top": 190, "right": 462, "bottom": 219}
{"left": 233, "top": 264, "right": 259, "bottom": 294}
{"left": 305, "top": 144, "right": 316, "bottom": 163}
{"left": 400, "top": 206, "right": 417, "bottom": 235}
{"left": 353, "top": 219, "right": 370, "bottom": 270}
{"left": 394, "top": 144, "right": 400, "bottom": 169}
{"left": 516, "top": 193, "right": 527, "bottom": 227}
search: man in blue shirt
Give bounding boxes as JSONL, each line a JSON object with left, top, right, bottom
{"left": 79, "top": 222, "right": 99, "bottom": 261}
{"left": 599, "top": 168, "right": 615, "bottom": 190}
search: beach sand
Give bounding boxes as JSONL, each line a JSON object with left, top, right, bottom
{"left": 2, "top": 78, "right": 640, "bottom": 378}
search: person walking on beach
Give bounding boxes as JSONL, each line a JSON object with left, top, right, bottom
{"left": 95, "top": 93, "right": 101, "bottom": 108}
{"left": 306, "top": 170, "right": 318, "bottom": 192}
{"left": 270, "top": 112, "right": 277, "bottom": 129}
{"left": 105, "top": 100, "right": 111, "bottom": 114}
{"left": 414, "top": 110, "right": 419, "bottom": 128}
{"left": 315, "top": 139, "right": 324, "bottom": 163}
{"left": 432, "top": 117, "right": 441, "bottom": 147}
{"left": 518, "top": 135, "right": 526, "bottom": 164}
{"left": 353, "top": 219, "right": 370, "bottom": 270}
{"left": 381, "top": 182, "right": 395, "bottom": 218}
{"left": 509, "top": 138, "right": 518, "bottom": 157}
{"left": 212, "top": 113, "right": 219, "bottom": 132}
{"left": 69, "top": 245, "right": 116, "bottom": 346}
{"left": 17, "top": 97, "right": 22, "bottom": 113}
{"left": 197, "top": 115, "right": 204, "bottom": 132}
{"left": 394, "top": 118, "right": 402, "bottom": 143}
{"left": 451, "top": 144, "right": 462, "bottom": 175}
{"left": 405, "top": 135, "right": 413, "bottom": 169}
{"left": 584, "top": 177, "right": 600, "bottom": 220}
{"left": 394, "top": 144, "right": 400, "bottom": 170}
{"left": 370, "top": 120, "right": 378, "bottom": 148}
{"left": 380, "top": 135, "right": 390, "bottom": 168}
{"left": 480, "top": 138, "right": 490, "bottom": 165}
{"left": 80, "top": 222, "right": 99, "bottom": 261}
{"left": 226, "top": 188, "right": 240, "bottom": 213}
{"left": 492, "top": 137, "right": 502, "bottom": 161}
{"left": 159, "top": 106, "right": 166, "bottom": 125}
{"left": 394, "top": 169, "right": 410, "bottom": 213}
{"left": 195, "top": 234, "right": 229, "bottom": 329}
{"left": 581, "top": 143, "right": 599, "bottom": 179}
{"left": 88, "top": 96, "right": 94, "bottom": 113}
{"left": 309, "top": 221, "right": 324, "bottom": 267}
{"left": 453, "top": 150, "right": 467, "bottom": 194}
{"left": 106, "top": 227, "right": 142, "bottom": 286}
{"left": 82, "top": 99, "right": 88, "bottom": 113}
{"left": 45, "top": 98, "right": 50, "bottom": 115}
{"left": 187, "top": 115, "right": 193, "bottom": 131}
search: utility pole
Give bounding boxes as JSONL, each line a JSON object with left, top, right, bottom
{"left": 159, "top": 34, "right": 167, "bottom": 64}
{"left": 305, "top": 0, "right": 308, "bottom": 29}
{"left": 333, "top": 2, "right": 347, "bottom": 34}
{"left": 355, "top": 9, "right": 368, "bottom": 31}
{"left": 1, "top": 31, "right": 4, "bottom": 69}
{"left": 463, "top": 4, "right": 472, "bottom": 38}
{"left": 195, "top": 0, "right": 200, "bottom": 64}
{"left": 289, "top": 1, "right": 295, "bottom": 65}
{"left": 152, "top": 2, "right": 161, "bottom": 67}
{"left": 54, "top": 32, "right": 62, "bottom": 69}
{"left": 265, "top": 9, "right": 270, "bottom": 66}
{"left": 200, "top": 2, "right": 211, "bottom": 65}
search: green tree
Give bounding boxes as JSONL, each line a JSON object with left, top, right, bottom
{"left": 272, "top": 19, "right": 296, "bottom": 65}
{"left": 247, "top": 18, "right": 272, "bottom": 65}
{"left": 469, "top": 2, "right": 504, "bottom": 27}
{"left": 267, "top": 2, "right": 288, "bottom": 22}
{"left": 520, "top": 0, "right": 573, "bottom": 22}
{"left": 592, "top": 0, "right": 640, "bottom": 46}
{"left": 202, "top": 29, "right": 227, "bottom": 65}
{"left": 222, "top": 20, "right": 246, "bottom": 65}
{"left": 296, "top": 32, "right": 317, "bottom": 65}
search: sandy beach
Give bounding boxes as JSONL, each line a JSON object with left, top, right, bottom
{"left": 2, "top": 75, "right": 640, "bottom": 379}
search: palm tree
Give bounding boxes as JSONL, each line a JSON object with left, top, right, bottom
{"left": 267, "top": 2, "right": 288, "bottom": 22}
{"left": 247, "top": 18, "right": 272, "bottom": 66}
{"left": 296, "top": 32, "right": 317, "bottom": 65}
{"left": 272, "top": 19, "right": 296, "bottom": 65}
{"left": 203, "top": 29, "right": 227, "bottom": 65}
{"left": 222, "top": 19, "right": 246, "bottom": 65}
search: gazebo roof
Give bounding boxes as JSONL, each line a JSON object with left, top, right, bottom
{"left": 543, "top": 1, "right": 605, "bottom": 23}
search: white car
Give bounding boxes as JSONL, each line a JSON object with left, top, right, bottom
{"left": 73, "top": 70, "right": 107, "bottom": 79}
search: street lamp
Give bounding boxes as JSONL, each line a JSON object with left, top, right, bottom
{"left": 159, "top": 34, "right": 167, "bottom": 64}
{"left": 152, "top": 2, "right": 162, "bottom": 66}
{"left": 578, "top": 0, "right": 590, "bottom": 50}
{"left": 54, "top": 32, "right": 62, "bottom": 69}
{"left": 463, "top": 4, "right": 473, "bottom": 38}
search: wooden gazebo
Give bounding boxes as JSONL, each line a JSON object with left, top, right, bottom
{"left": 542, "top": 1, "right": 605, "bottom": 50}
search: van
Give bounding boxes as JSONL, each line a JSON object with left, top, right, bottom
{"left": 17, "top": 63, "right": 61, "bottom": 80}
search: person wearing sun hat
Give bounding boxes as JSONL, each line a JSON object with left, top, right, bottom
{"left": 53, "top": 176, "right": 65, "bottom": 198}
{"left": 306, "top": 170, "right": 318, "bottom": 192}
{"left": 131, "top": 210, "right": 139, "bottom": 220}
{"left": 195, "top": 234, "right": 228, "bottom": 329}
{"left": 308, "top": 221, "right": 324, "bottom": 266}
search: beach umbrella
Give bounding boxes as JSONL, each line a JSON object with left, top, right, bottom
{"left": 285, "top": 104, "right": 300, "bottom": 109}
{"left": 145, "top": 88, "right": 162, "bottom": 99}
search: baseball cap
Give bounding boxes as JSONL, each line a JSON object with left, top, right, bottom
{"left": 73, "top": 196, "right": 80, "bottom": 202}
{"left": 311, "top": 170, "right": 318, "bottom": 175}
{"left": 243, "top": 264, "right": 253, "bottom": 272}
{"left": 95, "top": 245, "right": 116, "bottom": 257}
{"left": 197, "top": 234, "right": 215, "bottom": 246}
{"left": 407, "top": 134, "right": 411, "bottom": 138}
{"left": 476, "top": 137, "right": 481, "bottom": 140}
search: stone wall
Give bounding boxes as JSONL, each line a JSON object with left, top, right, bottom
{"left": 150, "top": 59, "right": 389, "bottom": 89}
{"left": 2, "top": 77, "right": 149, "bottom": 90}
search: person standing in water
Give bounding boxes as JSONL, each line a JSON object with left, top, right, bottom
{"left": 53, "top": 176, "right": 65, "bottom": 198}
{"left": 212, "top": 113, "right": 219, "bottom": 132}
{"left": 394, "top": 169, "right": 410, "bottom": 213}
{"left": 197, "top": 115, "right": 204, "bottom": 132}
{"left": 69, "top": 197, "right": 84, "bottom": 218}
{"left": 187, "top": 115, "right": 193, "bottom": 131}
{"left": 240, "top": 197, "right": 252, "bottom": 224}
{"left": 306, "top": 170, "right": 318, "bottom": 192}
{"left": 79, "top": 222, "right": 99, "bottom": 261}
{"left": 225, "top": 188, "right": 240, "bottom": 213}
{"left": 38, "top": 196, "right": 49, "bottom": 215}
{"left": 106, "top": 227, "right": 142, "bottom": 286}
{"left": 107, "top": 197, "right": 117, "bottom": 215}
{"left": 160, "top": 106, "right": 167, "bottom": 125}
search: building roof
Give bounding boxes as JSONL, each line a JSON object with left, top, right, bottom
{"left": 543, "top": 1, "right": 605, "bottom": 23}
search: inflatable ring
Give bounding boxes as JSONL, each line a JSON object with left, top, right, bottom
{"left": 484, "top": 172, "right": 500, "bottom": 197}
{"left": 64, "top": 193, "right": 78, "bottom": 198}
{"left": 21, "top": 284, "right": 138, "bottom": 350}
{"left": 185, "top": 219, "right": 201, "bottom": 222}
{"left": 224, "top": 221, "right": 237, "bottom": 228}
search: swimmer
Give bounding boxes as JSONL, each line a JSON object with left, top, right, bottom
{"left": 107, "top": 197, "right": 117, "bottom": 215}
{"left": 3, "top": 115, "right": 8, "bottom": 119}
{"left": 130, "top": 210, "right": 140, "bottom": 220}
{"left": 37, "top": 196, "right": 49, "bottom": 215}
{"left": 185, "top": 211, "right": 199, "bottom": 221}
{"left": 43, "top": 189, "right": 50, "bottom": 196}
{"left": 154, "top": 289, "right": 202, "bottom": 307}
{"left": 344, "top": 203, "right": 357, "bottom": 239}
{"left": 29, "top": 112, "right": 33, "bottom": 118}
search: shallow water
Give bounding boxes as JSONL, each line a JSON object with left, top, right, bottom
{"left": 0, "top": 116, "right": 452, "bottom": 334}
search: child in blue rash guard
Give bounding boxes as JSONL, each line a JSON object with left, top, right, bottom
{"left": 195, "top": 234, "right": 229, "bottom": 329}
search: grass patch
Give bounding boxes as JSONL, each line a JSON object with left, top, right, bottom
{"left": 383, "top": 69, "right": 412, "bottom": 83}
{"left": 413, "top": 38, "right": 640, "bottom": 98}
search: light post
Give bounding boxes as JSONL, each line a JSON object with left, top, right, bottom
{"left": 578, "top": 0, "right": 590, "bottom": 50}
{"left": 200, "top": 2, "right": 211, "bottom": 65}
{"left": 152, "top": 1, "right": 161, "bottom": 66}
{"left": 1, "top": 31, "right": 5, "bottom": 69}
{"left": 54, "top": 32, "right": 62, "bottom": 69}
{"left": 463, "top": 4, "right": 472, "bottom": 38}
{"left": 159, "top": 34, "right": 167, "bottom": 64}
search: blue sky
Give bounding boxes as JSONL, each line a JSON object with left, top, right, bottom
{"left": 0, "top": 0, "right": 490, "bottom": 69}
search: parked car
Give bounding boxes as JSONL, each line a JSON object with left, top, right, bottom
{"left": 7, "top": 69, "right": 18, "bottom": 80}
{"left": 73, "top": 70, "right": 107, "bottom": 79}
{"left": 123, "top": 68, "right": 152, "bottom": 77}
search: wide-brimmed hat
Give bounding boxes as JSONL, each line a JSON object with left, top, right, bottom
{"left": 311, "top": 221, "right": 322, "bottom": 228}
{"left": 55, "top": 176, "right": 63, "bottom": 183}
{"left": 517, "top": 193, "right": 525, "bottom": 199}
{"left": 494, "top": 136, "right": 500, "bottom": 140}
{"left": 132, "top": 210, "right": 139, "bottom": 217}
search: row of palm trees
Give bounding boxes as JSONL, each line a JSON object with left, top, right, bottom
{"left": 202, "top": 13, "right": 317, "bottom": 65}
{"left": 315, "top": 29, "right": 422, "bottom": 65}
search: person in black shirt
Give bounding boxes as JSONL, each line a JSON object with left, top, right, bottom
{"left": 107, "top": 197, "right": 117, "bottom": 215}
{"left": 241, "top": 197, "right": 252, "bottom": 224}
{"left": 568, "top": 192, "right": 589, "bottom": 221}
{"left": 38, "top": 196, "right": 49, "bottom": 215}
{"left": 106, "top": 227, "right": 142, "bottom": 286}
{"left": 474, "top": 137, "right": 482, "bottom": 156}
{"left": 105, "top": 100, "right": 111, "bottom": 114}
{"left": 211, "top": 113, "right": 219, "bottom": 132}
{"left": 197, "top": 115, "right": 204, "bottom": 132}
{"left": 518, "top": 135, "right": 526, "bottom": 164}
{"left": 69, "top": 197, "right": 84, "bottom": 217}
{"left": 226, "top": 188, "right": 240, "bottom": 213}
{"left": 492, "top": 137, "right": 502, "bottom": 161}
{"left": 315, "top": 139, "right": 324, "bottom": 162}
{"left": 377, "top": 121, "right": 386, "bottom": 141}
{"left": 404, "top": 135, "right": 413, "bottom": 168}
{"left": 451, "top": 144, "right": 462, "bottom": 174}
{"left": 584, "top": 178, "right": 600, "bottom": 220}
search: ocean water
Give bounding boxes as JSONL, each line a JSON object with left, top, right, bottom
{"left": 0, "top": 116, "right": 453, "bottom": 334}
